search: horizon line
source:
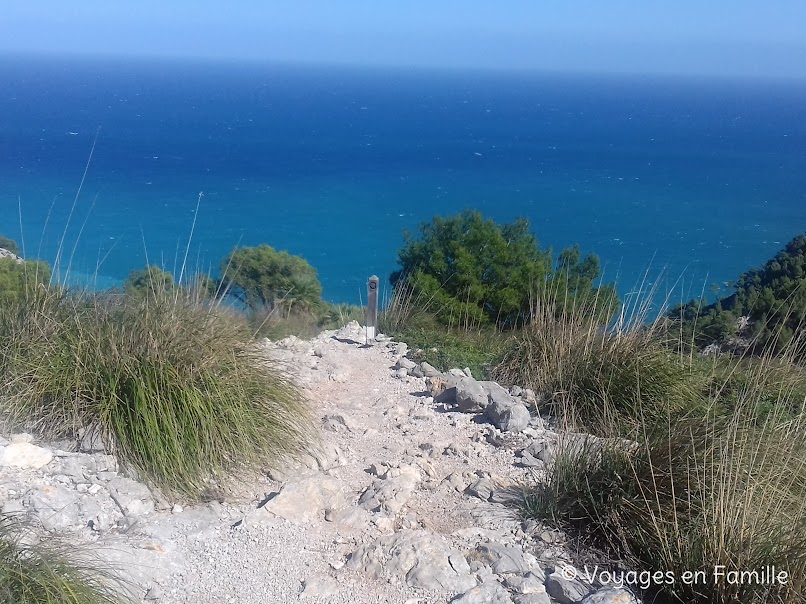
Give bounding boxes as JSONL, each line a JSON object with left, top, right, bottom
{"left": 3, "top": 50, "right": 806, "bottom": 85}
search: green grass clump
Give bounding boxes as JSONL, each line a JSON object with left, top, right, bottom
{"left": 493, "top": 292, "right": 701, "bottom": 433}
{"left": 701, "top": 354, "right": 806, "bottom": 421}
{"left": 0, "top": 514, "right": 127, "bottom": 604}
{"left": 0, "top": 289, "right": 314, "bottom": 499}
{"left": 523, "top": 397, "right": 806, "bottom": 604}
{"left": 516, "top": 301, "right": 806, "bottom": 604}
{"left": 392, "top": 325, "right": 504, "bottom": 380}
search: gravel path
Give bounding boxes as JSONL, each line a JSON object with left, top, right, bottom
{"left": 156, "top": 324, "right": 539, "bottom": 603}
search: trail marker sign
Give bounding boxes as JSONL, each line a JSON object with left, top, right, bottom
{"left": 367, "top": 275, "right": 379, "bottom": 341}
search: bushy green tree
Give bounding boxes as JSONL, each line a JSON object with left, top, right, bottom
{"left": 391, "top": 210, "right": 616, "bottom": 328}
{"left": 672, "top": 233, "right": 806, "bottom": 355}
{"left": 0, "top": 235, "right": 20, "bottom": 256}
{"left": 123, "top": 265, "right": 175, "bottom": 297}
{"left": 221, "top": 245, "right": 322, "bottom": 313}
{"left": 0, "top": 258, "right": 51, "bottom": 306}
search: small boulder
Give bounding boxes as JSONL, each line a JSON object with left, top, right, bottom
{"left": 456, "top": 377, "right": 489, "bottom": 413}
{"left": 0, "top": 442, "right": 53, "bottom": 469}
{"left": 395, "top": 357, "right": 417, "bottom": 371}
{"left": 107, "top": 477, "right": 155, "bottom": 518}
{"left": 504, "top": 571, "right": 547, "bottom": 594}
{"left": 445, "top": 471, "right": 472, "bottom": 492}
{"left": 519, "top": 438, "right": 556, "bottom": 467}
{"left": 469, "top": 542, "right": 538, "bottom": 575}
{"left": 428, "top": 375, "right": 459, "bottom": 403}
{"left": 359, "top": 465, "right": 421, "bottom": 516}
{"left": 263, "top": 473, "right": 346, "bottom": 524}
{"left": 465, "top": 478, "right": 496, "bottom": 502}
{"left": 420, "top": 362, "right": 442, "bottom": 377}
{"left": 545, "top": 572, "right": 591, "bottom": 604}
{"left": 322, "top": 413, "right": 356, "bottom": 433}
{"left": 480, "top": 381, "right": 515, "bottom": 406}
{"left": 485, "top": 400, "right": 530, "bottom": 433}
{"left": 324, "top": 506, "right": 371, "bottom": 530}
{"left": 30, "top": 485, "right": 81, "bottom": 531}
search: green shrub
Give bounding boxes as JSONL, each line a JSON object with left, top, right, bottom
{"left": 122, "top": 265, "right": 175, "bottom": 298}
{"left": 391, "top": 210, "right": 617, "bottom": 329}
{"left": 0, "top": 290, "right": 314, "bottom": 499}
{"left": 221, "top": 245, "right": 322, "bottom": 313}
{"left": 0, "top": 258, "right": 51, "bottom": 307}
{"left": 0, "top": 235, "right": 20, "bottom": 256}
{"left": 0, "top": 514, "right": 127, "bottom": 603}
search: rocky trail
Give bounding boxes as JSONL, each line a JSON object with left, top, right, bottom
{"left": 0, "top": 322, "right": 637, "bottom": 604}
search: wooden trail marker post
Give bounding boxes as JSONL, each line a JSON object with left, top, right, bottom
{"left": 366, "top": 275, "right": 379, "bottom": 342}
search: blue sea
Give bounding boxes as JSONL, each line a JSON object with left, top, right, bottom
{"left": 2, "top": 55, "right": 805, "bottom": 308}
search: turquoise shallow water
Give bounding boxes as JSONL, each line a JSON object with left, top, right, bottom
{"left": 1, "top": 56, "right": 805, "bottom": 308}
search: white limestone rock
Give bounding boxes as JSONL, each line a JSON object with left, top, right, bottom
{"left": 30, "top": 485, "right": 81, "bottom": 531}
{"left": 545, "top": 571, "right": 591, "bottom": 604}
{"left": 469, "top": 542, "right": 540, "bottom": 575}
{"left": 107, "top": 477, "right": 155, "bottom": 518}
{"left": 0, "top": 442, "right": 54, "bottom": 470}
{"left": 262, "top": 473, "right": 346, "bottom": 524}
{"left": 455, "top": 377, "right": 489, "bottom": 413}
{"left": 451, "top": 580, "right": 514, "bottom": 604}
{"left": 358, "top": 465, "right": 421, "bottom": 516}
{"left": 347, "top": 529, "right": 476, "bottom": 592}
{"left": 300, "top": 574, "right": 341, "bottom": 598}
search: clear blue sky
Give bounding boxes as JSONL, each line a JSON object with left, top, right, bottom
{"left": 2, "top": 1, "right": 805, "bottom": 78}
